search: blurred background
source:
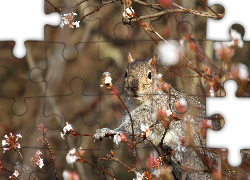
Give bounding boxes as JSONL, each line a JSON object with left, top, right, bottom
{"left": 0, "top": 0, "right": 250, "bottom": 179}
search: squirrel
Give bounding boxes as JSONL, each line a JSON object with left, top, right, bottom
{"left": 94, "top": 53, "right": 226, "bottom": 179}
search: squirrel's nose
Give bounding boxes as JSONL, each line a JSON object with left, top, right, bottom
{"left": 131, "top": 78, "right": 139, "bottom": 94}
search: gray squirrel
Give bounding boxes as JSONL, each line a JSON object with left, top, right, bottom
{"left": 94, "top": 53, "right": 228, "bottom": 179}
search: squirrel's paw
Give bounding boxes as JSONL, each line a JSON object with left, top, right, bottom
{"left": 93, "top": 128, "right": 116, "bottom": 142}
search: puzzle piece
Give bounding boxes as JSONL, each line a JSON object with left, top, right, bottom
{"left": 0, "top": 41, "right": 47, "bottom": 115}
{"left": 29, "top": 42, "right": 116, "bottom": 96}
{"left": 0, "top": 0, "right": 60, "bottom": 58}
{"left": 206, "top": 80, "right": 250, "bottom": 167}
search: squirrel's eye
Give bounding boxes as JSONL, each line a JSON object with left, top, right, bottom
{"left": 125, "top": 71, "right": 127, "bottom": 78}
{"left": 148, "top": 72, "right": 151, "bottom": 79}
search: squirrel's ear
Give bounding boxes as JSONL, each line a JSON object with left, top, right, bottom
{"left": 149, "top": 55, "right": 157, "bottom": 67}
{"left": 128, "top": 52, "right": 134, "bottom": 63}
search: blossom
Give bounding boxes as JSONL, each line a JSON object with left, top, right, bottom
{"left": 133, "top": 172, "right": 144, "bottom": 180}
{"left": 16, "top": 134, "right": 22, "bottom": 138}
{"left": 72, "top": 21, "right": 80, "bottom": 28}
{"left": 123, "top": 7, "right": 134, "bottom": 18}
{"left": 113, "top": 133, "right": 122, "bottom": 145}
{"left": 66, "top": 148, "right": 79, "bottom": 166}
{"left": 61, "top": 122, "right": 73, "bottom": 139}
{"left": 2, "top": 133, "right": 22, "bottom": 153}
{"left": 37, "top": 158, "right": 44, "bottom": 168}
{"left": 166, "top": 109, "right": 172, "bottom": 117}
{"left": 179, "top": 98, "right": 187, "bottom": 106}
{"left": 60, "top": 12, "right": 80, "bottom": 28}
{"left": 157, "top": 73, "right": 163, "bottom": 80}
{"left": 102, "top": 72, "right": 112, "bottom": 85}
{"left": 140, "top": 124, "right": 151, "bottom": 137}
{"left": 237, "top": 63, "right": 249, "bottom": 80}
{"left": 13, "top": 170, "right": 19, "bottom": 177}
{"left": 9, "top": 170, "right": 19, "bottom": 178}
{"left": 105, "top": 76, "right": 112, "bottom": 84}
{"left": 63, "top": 170, "right": 80, "bottom": 180}
{"left": 69, "top": 148, "right": 76, "bottom": 154}
{"left": 3, "top": 148, "right": 9, "bottom": 153}
{"left": 2, "top": 140, "right": 7, "bottom": 146}
{"left": 36, "top": 150, "right": 42, "bottom": 155}
{"left": 222, "top": 29, "right": 243, "bottom": 48}
{"left": 175, "top": 98, "right": 188, "bottom": 113}
{"left": 156, "top": 41, "right": 182, "bottom": 66}
{"left": 30, "top": 150, "right": 44, "bottom": 168}
{"left": 210, "top": 87, "right": 215, "bottom": 97}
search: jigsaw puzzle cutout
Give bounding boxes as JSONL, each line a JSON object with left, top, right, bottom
{"left": 1, "top": 0, "right": 250, "bottom": 179}
{"left": 207, "top": 0, "right": 250, "bottom": 41}
{"left": 0, "top": 0, "right": 60, "bottom": 58}
{"left": 206, "top": 79, "right": 250, "bottom": 167}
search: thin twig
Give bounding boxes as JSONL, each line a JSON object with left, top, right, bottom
{"left": 61, "top": 0, "right": 89, "bottom": 11}
{"left": 109, "top": 86, "right": 135, "bottom": 137}
{"left": 145, "top": 138, "right": 165, "bottom": 166}
{"left": 200, "top": 0, "right": 220, "bottom": 18}
{"left": 133, "top": 11, "right": 158, "bottom": 44}
{"left": 132, "top": 0, "right": 164, "bottom": 11}
{"left": 98, "top": 156, "right": 137, "bottom": 173}
{"left": 79, "top": 157, "right": 122, "bottom": 180}
{"left": 172, "top": 3, "right": 223, "bottom": 19}
{"left": 45, "top": 0, "right": 61, "bottom": 12}
{"left": 80, "top": 1, "right": 115, "bottom": 22}
{"left": 39, "top": 124, "right": 58, "bottom": 180}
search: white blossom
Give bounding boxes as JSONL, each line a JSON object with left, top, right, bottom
{"left": 133, "top": 172, "right": 143, "bottom": 180}
{"left": 113, "top": 133, "right": 121, "bottom": 145}
{"left": 166, "top": 109, "right": 172, "bottom": 117}
{"left": 2, "top": 140, "right": 7, "bottom": 146}
{"left": 63, "top": 18, "right": 69, "bottom": 25}
{"left": 237, "top": 63, "right": 249, "bottom": 80}
{"left": 61, "top": 122, "right": 73, "bottom": 139}
{"left": 16, "top": 134, "right": 22, "bottom": 138}
{"left": 66, "top": 148, "right": 78, "bottom": 166}
{"left": 222, "top": 29, "right": 244, "bottom": 48}
{"left": 157, "top": 73, "right": 163, "bottom": 80}
{"left": 66, "top": 154, "right": 78, "bottom": 166}
{"left": 123, "top": 7, "right": 134, "bottom": 18}
{"left": 63, "top": 171, "right": 70, "bottom": 180}
{"left": 13, "top": 170, "right": 19, "bottom": 177}
{"left": 63, "top": 170, "right": 80, "bottom": 180}
{"left": 37, "top": 158, "right": 44, "bottom": 168}
{"left": 103, "top": 72, "right": 112, "bottom": 84}
{"left": 103, "top": 72, "right": 110, "bottom": 76}
{"left": 140, "top": 124, "right": 151, "bottom": 137}
{"left": 105, "top": 76, "right": 112, "bottom": 84}
{"left": 64, "top": 123, "right": 73, "bottom": 132}
{"left": 3, "top": 148, "right": 9, "bottom": 153}
{"left": 69, "top": 148, "right": 76, "bottom": 155}
{"left": 73, "top": 21, "right": 80, "bottom": 28}
{"left": 36, "top": 150, "right": 42, "bottom": 155}
{"left": 210, "top": 87, "right": 215, "bottom": 97}
{"left": 156, "top": 41, "right": 182, "bottom": 66}
{"left": 179, "top": 98, "right": 187, "bottom": 106}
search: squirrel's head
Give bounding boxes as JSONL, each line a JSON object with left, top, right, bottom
{"left": 124, "top": 53, "right": 157, "bottom": 103}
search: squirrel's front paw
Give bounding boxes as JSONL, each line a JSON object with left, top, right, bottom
{"left": 93, "top": 128, "right": 115, "bottom": 142}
